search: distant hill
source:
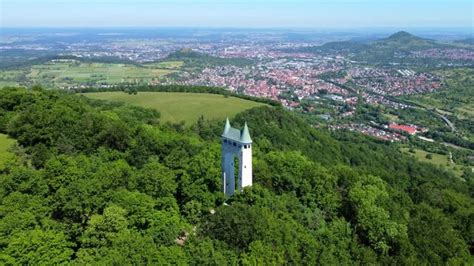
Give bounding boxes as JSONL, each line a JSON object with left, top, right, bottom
{"left": 350, "top": 31, "right": 452, "bottom": 64}
{"left": 163, "top": 49, "right": 253, "bottom": 68}
{"left": 370, "top": 31, "right": 441, "bottom": 51}
{"left": 387, "top": 31, "right": 413, "bottom": 39}
{"left": 454, "top": 38, "right": 474, "bottom": 45}
{"left": 285, "top": 31, "right": 456, "bottom": 65}
{"left": 166, "top": 49, "right": 207, "bottom": 60}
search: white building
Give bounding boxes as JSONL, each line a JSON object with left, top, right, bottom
{"left": 221, "top": 118, "right": 252, "bottom": 196}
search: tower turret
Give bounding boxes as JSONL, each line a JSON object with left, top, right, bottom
{"left": 240, "top": 122, "right": 252, "bottom": 144}
{"left": 223, "top": 117, "right": 231, "bottom": 135}
{"left": 221, "top": 119, "right": 253, "bottom": 196}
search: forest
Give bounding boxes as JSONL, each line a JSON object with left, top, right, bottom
{"left": 0, "top": 86, "right": 472, "bottom": 264}
{"left": 164, "top": 49, "right": 254, "bottom": 69}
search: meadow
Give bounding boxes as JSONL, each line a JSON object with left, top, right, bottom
{"left": 0, "top": 60, "right": 181, "bottom": 88}
{"left": 83, "top": 91, "right": 267, "bottom": 124}
{"left": 400, "top": 147, "right": 462, "bottom": 177}
{"left": 144, "top": 61, "right": 184, "bottom": 69}
{"left": 0, "top": 133, "right": 15, "bottom": 168}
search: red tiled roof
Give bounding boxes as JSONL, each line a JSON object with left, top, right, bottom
{"left": 389, "top": 124, "right": 417, "bottom": 135}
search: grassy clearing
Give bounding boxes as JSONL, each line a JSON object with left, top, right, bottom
{"left": 382, "top": 113, "right": 400, "bottom": 122}
{"left": 0, "top": 81, "right": 22, "bottom": 88}
{"left": 144, "top": 61, "right": 184, "bottom": 69}
{"left": 435, "top": 108, "right": 454, "bottom": 116}
{"left": 83, "top": 92, "right": 267, "bottom": 124}
{"left": 400, "top": 147, "right": 462, "bottom": 177}
{"left": 0, "top": 134, "right": 15, "bottom": 168}
{"left": 457, "top": 105, "right": 474, "bottom": 118}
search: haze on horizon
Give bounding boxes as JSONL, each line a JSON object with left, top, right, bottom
{"left": 1, "top": 0, "right": 472, "bottom": 29}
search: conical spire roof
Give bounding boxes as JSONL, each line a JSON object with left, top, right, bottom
{"left": 240, "top": 122, "right": 252, "bottom": 144}
{"left": 222, "top": 119, "right": 252, "bottom": 144}
{"left": 223, "top": 117, "right": 231, "bottom": 134}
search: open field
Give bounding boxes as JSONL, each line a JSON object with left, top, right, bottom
{"left": 144, "top": 61, "right": 184, "bottom": 69}
{"left": 0, "top": 81, "right": 22, "bottom": 88}
{"left": 457, "top": 105, "right": 474, "bottom": 119}
{"left": 382, "top": 113, "right": 400, "bottom": 122}
{"left": 0, "top": 60, "right": 180, "bottom": 88}
{"left": 83, "top": 92, "right": 267, "bottom": 124}
{"left": 400, "top": 147, "right": 463, "bottom": 177}
{"left": 0, "top": 134, "right": 15, "bottom": 168}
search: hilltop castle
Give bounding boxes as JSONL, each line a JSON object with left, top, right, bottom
{"left": 221, "top": 118, "right": 252, "bottom": 196}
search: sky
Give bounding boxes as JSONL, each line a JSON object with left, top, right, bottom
{"left": 1, "top": 0, "right": 473, "bottom": 28}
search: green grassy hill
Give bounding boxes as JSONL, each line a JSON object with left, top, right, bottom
{"left": 83, "top": 91, "right": 266, "bottom": 124}
{"left": 353, "top": 31, "right": 450, "bottom": 64}
{"left": 371, "top": 31, "right": 439, "bottom": 51}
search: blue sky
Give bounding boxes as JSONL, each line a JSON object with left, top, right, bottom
{"left": 1, "top": 0, "right": 472, "bottom": 28}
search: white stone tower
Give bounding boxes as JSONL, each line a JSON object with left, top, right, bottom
{"left": 221, "top": 118, "right": 252, "bottom": 196}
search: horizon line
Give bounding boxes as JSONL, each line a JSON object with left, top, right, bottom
{"left": 2, "top": 26, "right": 472, "bottom": 30}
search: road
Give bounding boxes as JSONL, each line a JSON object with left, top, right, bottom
{"left": 435, "top": 111, "right": 456, "bottom": 133}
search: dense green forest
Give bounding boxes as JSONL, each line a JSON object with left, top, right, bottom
{"left": 164, "top": 49, "right": 254, "bottom": 69}
{"left": 0, "top": 87, "right": 472, "bottom": 264}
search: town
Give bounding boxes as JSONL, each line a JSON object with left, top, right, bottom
{"left": 1, "top": 29, "right": 472, "bottom": 144}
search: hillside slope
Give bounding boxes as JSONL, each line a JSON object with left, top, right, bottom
{"left": 0, "top": 87, "right": 472, "bottom": 264}
{"left": 371, "top": 31, "right": 440, "bottom": 51}
{"left": 83, "top": 92, "right": 266, "bottom": 124}
{"left": 287, "top": 31, "right": 461, "bottom": 65}
{"left": 164, "top": 49, "right": 253, "bottom": 69}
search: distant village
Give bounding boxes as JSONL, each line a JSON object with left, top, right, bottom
{"left": 3, "top": 32, "right": 470, "bottom": 143}
{"left": 329, "top": 122, "right": 428, "bottom": 142}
